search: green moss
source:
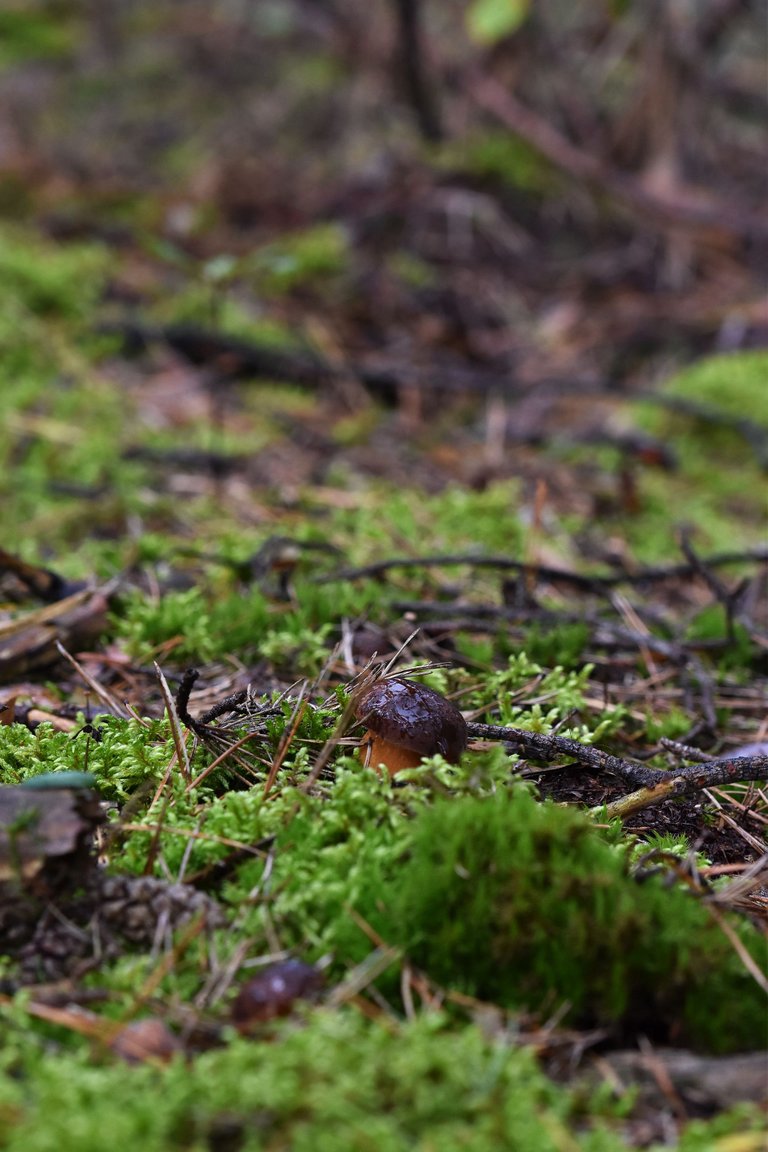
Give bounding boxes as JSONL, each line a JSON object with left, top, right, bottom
{"left": 439, "top": 130, "right": 557, "bottom": 193}
{"left": 270, "top": 764, "right": 410, "bottom": 955}
{"left": 0, "top": 717, "right": 182, "bottom": 801}
{"left": 524, "top": 620, "right": 590, "bottom": 669}
{"left": 642, "top": 706, "right": 693, "bottom": 742}
{"left": 245, "top": 223, "right": 351, "bottom": 295}
{"left": 0, "top": 226, "right": 107, "bottom": 319}
{"left": 0, "top": 8, "right": 78, "bottom": 67}
{"left": 0, "top": 1007, "right": 634, "bottom": 1152}
{"left": 113, "top": 580, "right": 377, "bottom": 670}
{"left": 149, "top": 281, "right": 304, "bottom": 353}
{"left": 653, "top": 350, "right": 768, "bottom": 426}
{"left": 469, "top": 653, "right": 624, "bottom": 742}
{"left": 623, "top": 351, "right": 768, "bottom": 559}
{"left": 685, "top": 609, "right": 755, "bottom": 671}
{"left": 674, "top": 1108, "right": 767, "bottom": 1151}
{"left": 328, "top": 481, "right": 524, "bottom": 566}
{"left": 466, "top": 0, "right": 531, "bottom": 45}
{"left": 0, "top": 225, "right": 152, "bottom": 551}
{"left": 358, "top": 790, "right": 765, "bottom": 1052}
{"left": 115, "top": 586, "right": 223, "bottom": 664}
{"left": 628, "top": 831, "right": 711, "bottom": 874}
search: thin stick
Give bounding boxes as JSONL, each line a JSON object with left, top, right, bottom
{"left": 466, "top": 720, "right": 768, "bottom": 800}
{"left": 393, "top": 0, "right": 442, "bottom": 141}
{"left": 315, "top": 547, "right": 768, "bottom": 590}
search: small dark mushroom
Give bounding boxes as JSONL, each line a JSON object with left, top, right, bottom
{"left": 231, "top": 959, "right": 323, "bottom": 1033}
{"left": 353, "top": 677, "right": 468, "bottom": 776}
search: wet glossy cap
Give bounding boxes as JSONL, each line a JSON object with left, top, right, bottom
{"left": 353, "top": 677, "right": 468, "bottom": 763}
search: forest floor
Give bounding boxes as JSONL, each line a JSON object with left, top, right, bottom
{"left": 0, "top": 4, "right": 766, "bottom": 1150}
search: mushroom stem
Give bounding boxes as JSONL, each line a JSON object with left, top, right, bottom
{"left": 360, "top": 731, "right": 422, "bottom": 777}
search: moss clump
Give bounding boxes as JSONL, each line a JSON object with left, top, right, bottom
{"left": 655, "top": 350, "right": 768, "bottom": 427}
{"left": 0, "top": 718, "right": 182, "bottom": 801}
{"left": 439, "top": 130, "right": 556, "bottom": 194}
{"left": 245, "top": 222, "right": 351, "bottom": 295}
{"left": 622, "top": 350, "right": 768, "bottom": 559}
{"left": 113, "top": 580, "right": 373, "bottom": 669}
{"left": 270, "top": 764, "right": 411, "bottom": 955}
{"left": 0, "top": 9, "right": 78, "bottom": 67}
{"left": 368, "top": 790, "right": 765, "bottom": 1052}
{"left": 0, "top": 1006, "right": 629, "bottom": 1151}
{"left": 0, "top": 226, "right": 106, "bottom": 320}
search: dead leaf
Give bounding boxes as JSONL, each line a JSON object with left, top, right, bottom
{"left": 0, "top": 587, "right": 111, "bottom": 683}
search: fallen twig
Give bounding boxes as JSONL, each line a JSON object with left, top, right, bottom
{"left": 466, "top": 721, "right": 768, "bottom": 811}
{"left": 316, "top": 547, "right": 768, "bottom": 590}
{"left": 393, "top": 0, "right": 442, "bottom": 142}
{"left": 175, "top": 667, "right": 205, "bottom": 735}
{"left": 155, "top": 663, "right": 192, "bottom": 781}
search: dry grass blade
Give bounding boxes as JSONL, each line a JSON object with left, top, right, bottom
{"left": 263, "top": 681, "right": 309, "bottom": 798}
{"left": 55, "top": 639, "right": 131, "bottom": 718}
{"left": 325, "top": 947, "right": 402, "bottom": 1008}
{"left": 185, "top": 729, "right": 268, "bottom": 793}
{"left": 704, "top": 903, "right": 768, "bottom": 995}
{"left": 155, "top": 661, "right": 191, "bottom": 780}
{"left": 300, "top": 698, "right": 355, "bottom": 792}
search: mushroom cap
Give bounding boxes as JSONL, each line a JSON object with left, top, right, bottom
{"left": 353, "top": 677, "right": 468, "bottom": 763}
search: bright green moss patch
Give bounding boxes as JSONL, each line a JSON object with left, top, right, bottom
{"left": 113, "top": 581, "right": 377, "bottom": 667}
{"left": 356, "top": 790, "right": 766, "bottom": 1053}
{"left": 0, "top": 1004, "right": 763, "bottom": 1151}
{"left": 269, "top": 763, "right": 410, "bottom": 955}
{"left": 0, "top": 757, "right": 766, "bottom": 1147}
{"left": 245, "top": 222, "right": 351, "bottom": 295}
{"left": 0, "top": 7, "right": 79, "bottom": 67}
{"left": 3, "top": 699, "right": 761, "bottom": 1060}
{"left": 0, "top": 226, "right": 107, "bottom": 320}
{"left": 0, "top": 1008, "right": 632, "bottom": 1152}
{"left": 0, "top": 225, "right": 149, "bottom": 551}
{"left": 0, "top": 718, "right": 181, "bottom": 801}
{"left": 439, "top": 129, "right": 557, "bottom": 194}
{"left": 326, "top": 480, "right": 525, "bottom": 565}
{"left": 624, "top": 350, "right": 768, "bottom": 559}
{"left": 466, "top": 0, "right": 531, "bottom": 45}
{"left": 655, "top": 350, "right": 768, "bottom": 426}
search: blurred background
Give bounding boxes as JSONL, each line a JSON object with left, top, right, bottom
{"left": 0, "top": 0, "right": 766, "bottom": 554}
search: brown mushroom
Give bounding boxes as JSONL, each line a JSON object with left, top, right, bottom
{"left": 231, "top": 959, "right": 323, "bottom": 1033}
{"left": 353, "top": 677, "right": 468, "bottom": 777}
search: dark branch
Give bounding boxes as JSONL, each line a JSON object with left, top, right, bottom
{"left": 176, "top": 668, "right": 204, "bottom": 734}
{"left": 315, "top": 547, "right": 768, "bottom": 590}
{"left": 466, "top": 721, "right": 768, "bottom": 795}
{"left": 394, "top": 0, "right": 442, "bottom": 141}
